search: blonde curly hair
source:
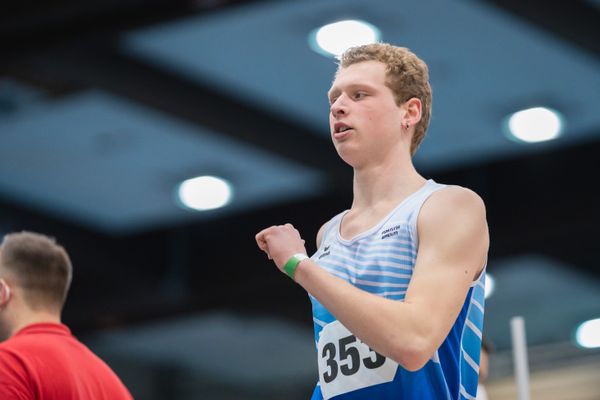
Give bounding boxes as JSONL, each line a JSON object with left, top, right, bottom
{"left": 338, "top": 43, "right": 432, "bottom": 156}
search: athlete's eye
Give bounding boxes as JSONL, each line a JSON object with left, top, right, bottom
{"left": 353, "top": 92, "right": 367, "bottom": 100}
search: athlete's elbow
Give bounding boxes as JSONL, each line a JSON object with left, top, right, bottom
{"left": 391, "top": 336, "right": 434, "bottom": 372}
{"left": 399, "top": 353, "right": 431, "bottom": 372}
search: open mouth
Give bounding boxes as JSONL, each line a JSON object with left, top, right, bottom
{"left": 333, "top": 123, "right": 354, "bottom": 137}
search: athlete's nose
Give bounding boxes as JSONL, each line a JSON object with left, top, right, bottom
{"left": 330, "top": 96, "right": 348, "bottom": 118}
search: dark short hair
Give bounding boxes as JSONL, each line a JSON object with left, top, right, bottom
{"left": 0, "top": 231, "right": 72, "bottom": 311}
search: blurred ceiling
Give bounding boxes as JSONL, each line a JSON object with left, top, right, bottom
{"left": 1, "top": 0, "right": 599, "bottom": 383}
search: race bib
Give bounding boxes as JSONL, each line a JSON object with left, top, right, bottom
{"left": 317, "top": 320, "right": 398, "bottom": 399}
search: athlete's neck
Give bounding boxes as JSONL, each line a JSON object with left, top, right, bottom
{"left": 11, "top": 313, "right": 61, "bottom": 337}
{"left": 3, "top": 305, "right": 62, "bottom": 339}
{"left": 351, "top": 155, "right": 425, "bottom": 212}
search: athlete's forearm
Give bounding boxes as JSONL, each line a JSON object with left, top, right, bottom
{"left": 294, "top": 258, "right": 434, "bottom": 371}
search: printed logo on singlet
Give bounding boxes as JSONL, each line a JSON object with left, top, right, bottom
{"left": 319, "top": 245, "right": 331, "bottom": 259}
{"left": 381, "top": 225, "right": 402, "bottom": 240}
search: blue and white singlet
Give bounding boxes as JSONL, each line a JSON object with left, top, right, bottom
{"left": 309, "top": 180, "right": 486, "bottom": 400}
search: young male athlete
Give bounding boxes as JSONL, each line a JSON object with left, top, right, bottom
{"left": 256, "top": 43, "right": 489, "bottom": 400}
{"left": 0, "top": 231, "right": 133, "bottom": 399}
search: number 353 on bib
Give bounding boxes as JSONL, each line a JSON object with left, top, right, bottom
{"left": 317, "top": 320, "right": 398, "bottom": 399}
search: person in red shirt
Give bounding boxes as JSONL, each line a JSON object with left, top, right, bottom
{"left": 0, "top": 231, "right": 133, "bottom": 400}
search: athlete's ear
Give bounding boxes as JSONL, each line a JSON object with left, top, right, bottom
{"left": 0, "top": 279, "right": 11, "bottom": 307}
{"left": 402, "top": 97, "right": 422, "bottom": 128}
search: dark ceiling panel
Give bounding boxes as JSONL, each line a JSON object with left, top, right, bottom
{"left": 1, "top": 0, "right": 259, "bottom": 51}
{"left": 484, "top": 0, "right": 600, "bottom": 57}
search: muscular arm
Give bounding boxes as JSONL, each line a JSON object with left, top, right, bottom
{"left": 256, "top": 187, "right": 488, "bottom": 371}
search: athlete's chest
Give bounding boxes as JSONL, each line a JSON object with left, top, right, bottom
{"left": 338, "top": 209, "right": 396, "bottom": 241}
{"left": 315, "top": 222, "right": 417, "bottom": 293}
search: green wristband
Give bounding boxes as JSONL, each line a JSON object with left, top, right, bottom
{"left": 283, "top": 253, "right": 309, "bottom": 280}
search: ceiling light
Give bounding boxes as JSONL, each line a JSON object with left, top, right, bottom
{"left": 484, "top": 273, "right": 495, "bottom": 299}
{"left": 176, "top": 176, "right": 232, "bottom": 211}
{"left": 506, "top": 107, "right": 564, "bottom": 143}
{"left": 309, "top": 20, "right": 381, "bottom": 58}
{"left": 575, "top": 318, "right": 600, "bottom": 349}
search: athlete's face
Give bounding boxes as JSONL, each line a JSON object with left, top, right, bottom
{"left": 328, "top": 61, "right": 406, "bottom": 167}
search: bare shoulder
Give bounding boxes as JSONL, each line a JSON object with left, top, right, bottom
{"left": 416, "top": 185, "right": 489, "bottom": 277}
{"left": 316, "top": 210, "right": 347, "bottom": 248}
{"left": 418, "top": 185, "right": 487, "bottom": 235}
{"left": 316, "top": 222, "right": 328, "bottom": 248}
{"left": 423, "top": 185, "right": 485, "bottom": 218}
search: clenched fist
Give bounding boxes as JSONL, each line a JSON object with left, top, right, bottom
{"left": 255, "top": 223, "right": 307, "bottom": 272}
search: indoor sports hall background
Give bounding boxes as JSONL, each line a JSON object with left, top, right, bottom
{"left": 1, "top": 0, "right": 599, "bottom": 398}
